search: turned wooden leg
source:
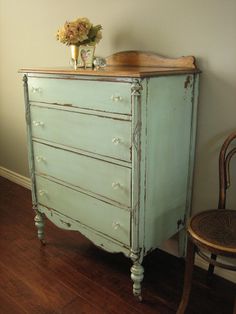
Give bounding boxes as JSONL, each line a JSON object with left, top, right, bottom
{"left": 130, "top": 262, "right": 144, "bottom": 301}
{"left": 34, "top": 211, "right": 45, "bottom": 244}
{"left": 177, "top": 237, "right": 195, "bottom": 314}
{"left": 207, "top": 253, "right": 217, "bottom": 283}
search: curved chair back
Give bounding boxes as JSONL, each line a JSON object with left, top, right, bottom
{"left": 177, "top": 130, "right": 236, "bottom": 314}
{"left": 218, "top": 131, "right": 236, "bottom": 209}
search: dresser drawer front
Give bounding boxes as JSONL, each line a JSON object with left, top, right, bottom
{"left": 28, "top": 77, "right": 131, "bottom": 115}
{"left": 36, "top": 176, "right": 130, "bottom": 245}
{"left": 31, "top": 106, "right": 131, "bottom": 162}
{"left": 33, "top": 142, "right": 131, "bottom": 207}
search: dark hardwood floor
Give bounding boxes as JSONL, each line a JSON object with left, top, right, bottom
{"left": 0, "top": 176, "right": 235, "bottom": 314}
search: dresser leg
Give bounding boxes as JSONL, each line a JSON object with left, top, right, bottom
{"left": 130, "top": 262, "right": 144, "bottom": 301}
{"left": 34, "top": 211, "right": 45, "bottom": 244}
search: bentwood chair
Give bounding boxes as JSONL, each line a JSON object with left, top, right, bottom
{"left": 177, "top": 131, "right": 236, "bottom": 314}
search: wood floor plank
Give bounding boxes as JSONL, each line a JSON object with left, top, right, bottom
{"left": 0, "top": 248, "right": 76, "bottom": 312}
{"left": 61, "top": 296, "right": 107, "bottom": 314}
{"left": 1, "top": 238, "right": 146, "bottom": 314}
{"left": 0, "top": 285, "right": 28, "bottom": 314}
{"left": 0, "top": 262, "right": 54, "bottom": 314}
{"left": 10, "top": 229, "right": 174, "bottom": 313}
{"left": 0, "top": 176, "right": 235, "bottom": 314}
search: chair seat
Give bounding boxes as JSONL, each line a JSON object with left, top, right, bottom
{"left": 177, "top": 132, "right": 236, "bottom": 314}
{"left": 188, "top": 209, "right": 236, "bottom": 256}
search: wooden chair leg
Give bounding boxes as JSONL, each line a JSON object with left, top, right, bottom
{"left": 233, "top": 296, "right": 236, "bottom": 314}
{"left": 207, "top": 253, "right": 217, "bottom": 283}
{"left": 177, "top": 238, "right": 195, "bottom": 314}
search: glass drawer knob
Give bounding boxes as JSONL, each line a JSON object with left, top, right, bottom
{"left": 36, "top": 156, "right": 46, "bottom": 162}
{"left": 33, "top": 121, "right": 44, "bottom": 127}
{"left": 112, "top": 221, "right": 121, "bottom": 230}
{"left": 112, "top": 137, "right": 121, "bottom": 144}
{"left": 31, "top": 87, "right": 41, "bottom": 93}
{"left": 111, "top": 95, "right": 123, "bottom": 102}
{"left": 38, "top": 189, "right": 47, "bottom": 196}
{"left": 112, "top": 182, "right": 121, "bottom": 189}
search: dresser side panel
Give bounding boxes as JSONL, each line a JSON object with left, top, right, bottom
{"left": 144, "top": 75, "right": 196, "bottom": 252}
{"left": 178, "top": 74, "right": 200, "bottom": 256}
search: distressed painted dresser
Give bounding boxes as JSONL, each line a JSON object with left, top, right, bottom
{"left": 20, "top": 51, "right": 200, "bottom": 300}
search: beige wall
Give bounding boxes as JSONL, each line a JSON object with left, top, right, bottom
{"left": 0, "top": 1, "right": 236, "bottom": 255}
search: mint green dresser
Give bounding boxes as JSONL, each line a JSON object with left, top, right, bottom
{"left": 21, "top": 51, "right": 200, "bottom": 300}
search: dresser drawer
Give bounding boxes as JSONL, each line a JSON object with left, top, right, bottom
{"left": 33, "top": 142, "right": 131, "bottom": 207}
{"left": 28, "top": 77, "right": 131, "bottom": 115}
{"left": 31, "top": 106, "right": 131, "bottom": 162}
{"left": 36, "top": 176, "right": 130, "bottom": 245}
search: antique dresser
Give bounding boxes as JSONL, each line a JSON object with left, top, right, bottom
{"left": 20, "top": 51, "right": 200, "bottom": 300}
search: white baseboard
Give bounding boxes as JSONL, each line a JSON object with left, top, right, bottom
{"left": 0, "top": 166, "right": 31, "bottom": 190}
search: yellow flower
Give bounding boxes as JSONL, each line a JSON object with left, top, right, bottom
{"left": 56, "top": 17, "right": 102, "bottom": 46}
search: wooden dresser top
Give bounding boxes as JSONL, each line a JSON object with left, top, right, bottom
{"left": 19, "top": 50, "right": 200, "bottom": 78}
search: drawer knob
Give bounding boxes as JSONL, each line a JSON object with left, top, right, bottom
{"left": 112, "top": 182, "right": 122, "bottom": 190}
{"left": 33, "top": 120, "right": 44, "bottom": 127}
{"left": 31, "top": 87, "right": 42, "bottom": 94}
{"left": 38, "top": 189, "right": 47, "bottom": 196}
{"left": 112, "top": 221, "right": 121, "bottom": 230}
{"left": 112, "top": 137, "right": 121, "bottom": 144}
{"left": 111, "top": 95, "right": 123, "bottom": 102}
{"left": 36, "top": 156, "right": 46, "bottom": 163}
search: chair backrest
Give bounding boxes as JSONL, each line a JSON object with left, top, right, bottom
{"left": 218, "top": 131, "right": 236, "bottom": 209}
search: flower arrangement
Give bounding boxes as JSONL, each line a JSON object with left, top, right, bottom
{"left": 56, "top": 17, "right": 102, "bottom": 46}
